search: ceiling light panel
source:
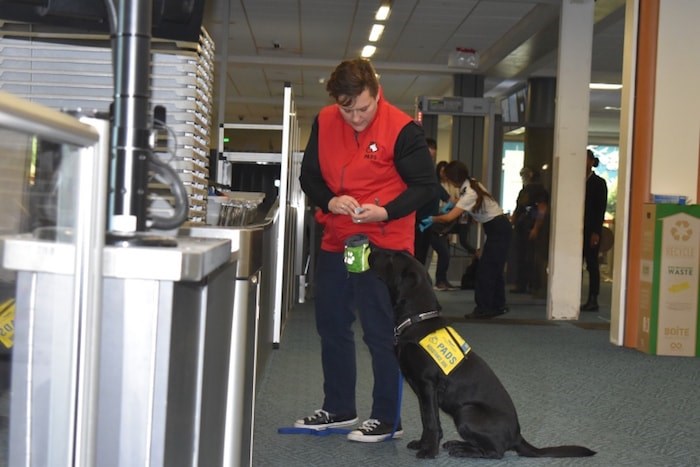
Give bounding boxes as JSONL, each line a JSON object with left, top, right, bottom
{"left": 589, "top": 83, "right": 623, "bottom": 90}
{"left": 376, "top": 1, "right": 391, "bottom": 21}
{"left": 369, "top": 24, "right": 385, "bottom": 42}
{"left": 361, "top": 45, "right": 377, "bottom": 58}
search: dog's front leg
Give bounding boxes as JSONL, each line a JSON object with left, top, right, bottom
{"left": 406, "top": 379, "right": 442, "bottom": 459}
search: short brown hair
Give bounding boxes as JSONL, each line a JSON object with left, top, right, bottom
{"left": 326, "top": 58, "right": 379, "bottom": 106}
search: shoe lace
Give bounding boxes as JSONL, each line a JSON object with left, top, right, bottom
{"left": 308, "top": 409, "right": 330, "bottom": 423}
{"left": 358, "top": 419, "right": 381, "bottom": 432}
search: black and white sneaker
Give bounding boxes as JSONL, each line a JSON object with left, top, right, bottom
{"left": 346, "top": 419, "right": 403, "bottom": 442}
{"left": 294, "top": 409, "right": 358, "bottom": 431}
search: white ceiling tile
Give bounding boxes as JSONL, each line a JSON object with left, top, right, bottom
{"left": 202, "top": 0, "right": 624, "bottom": 134}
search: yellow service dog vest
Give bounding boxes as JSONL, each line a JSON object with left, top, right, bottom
{"left": 418, "top": 326, "right": 471, "bottom": 375}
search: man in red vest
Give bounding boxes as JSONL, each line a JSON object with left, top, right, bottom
{"left": 297, "top": 58, "right": 437, "bottom": 442}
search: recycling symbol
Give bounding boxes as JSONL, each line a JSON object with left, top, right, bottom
{"left": 670, "top": 220, "right": 692, "bottom": 241}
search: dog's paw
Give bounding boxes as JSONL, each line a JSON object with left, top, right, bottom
{"left": 408, "top": 440, "right": 439, "bottom": 458}
{"left": 416, "top": 448, "right": 439, "bottom": 459}
{"left": 407, "top": 440, "right": 421, "bottom": 450}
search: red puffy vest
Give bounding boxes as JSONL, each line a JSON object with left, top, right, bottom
{"left": 315, "top": 96, "right": 415, "bottom": 253}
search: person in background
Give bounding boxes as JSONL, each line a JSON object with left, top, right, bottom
{"left": 297, "top": 58, "right": 437, "bottom": 442}
{"left": 510, "top": 166, "right": 549, "bottom": 296}
{"left": 414, "top": 139, "right": 457, "bottom": 291}
{"left": 422, "top": 160, "right": 511, "bottom": 318}
{"left": 581, "top": 149, "right": 608, "bottom": 311}
{"left": 528, "top": 168, "right": 550, "bottom": 299}
{"left": 413, "top": 138, "right": 440, "bottom": 260}
{"left": 439, "top": 160, "right": 476, "bottom": 257}
{"left": 436, "top": 160, "right": 453, "bottom": 197}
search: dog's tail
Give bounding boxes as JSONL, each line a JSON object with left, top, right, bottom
{"left": 514, "top": 435, "right": 596, "bottom": 458}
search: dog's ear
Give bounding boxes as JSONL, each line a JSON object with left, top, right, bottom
{"left": 395, "top": 254, "right": 421, "bottom": 295}
{"left": 392, "top": 253, "right": 442, "bottom": 310}
{"left": 369, "top": 248, "right": 394, "bottom": 282}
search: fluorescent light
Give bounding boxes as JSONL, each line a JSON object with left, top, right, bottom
{"left": 589, "top": 83, "right": 622, "bottom": 90}
{"left": 369, "top": 24, "right": 385, "bottom": 42}
{"left": 505, "top": 126, "right": 525, "bottom": 136}
{"left": 361, "top": 45, "right": 377, "bottom": 58}
{"left": 376, "top": 3, "right": 391, "bottom": 21}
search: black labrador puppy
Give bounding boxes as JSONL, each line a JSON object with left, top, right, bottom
{"left": 369, "top": 249, "right": 596, "bottom": 460}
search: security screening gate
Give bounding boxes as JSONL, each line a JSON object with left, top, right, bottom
{"left": 415, "top": 95, "right": 501, "bottom": 266}
{"left": 415, "top": 95, "right": 500, "bottom": 188}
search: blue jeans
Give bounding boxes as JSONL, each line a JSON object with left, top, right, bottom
{"left": 314, "top": 250, "right": 401, "bottom": 424}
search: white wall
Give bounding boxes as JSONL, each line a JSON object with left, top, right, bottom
{"left": 651, "top": 0, "right": 700, "bottom": 201}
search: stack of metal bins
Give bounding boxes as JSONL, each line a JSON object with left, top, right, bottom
{"left": 0, "top": 27, "right": 215, "bottom": 225}
{"left": 0, "top": 36, "right": 113, "bottom": 114}
{"left": 151, "top": 28, "right": 215, "bottom": 225}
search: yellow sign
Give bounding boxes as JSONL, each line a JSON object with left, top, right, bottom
{"left": 0, "top": 298, "right": 15, "bottom": 349}
{"left": 418, "top": 326, "right": 471, "bottom": 375}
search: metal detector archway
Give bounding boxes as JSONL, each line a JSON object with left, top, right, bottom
{"left": 416, "top": 96, "right": 501, "bottom": 190}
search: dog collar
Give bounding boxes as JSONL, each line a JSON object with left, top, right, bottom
{"left": 394, "top": 310, "right": 441, "bottom": 336}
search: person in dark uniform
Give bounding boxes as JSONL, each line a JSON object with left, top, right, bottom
{"left": 510, "top": 166, "right": 549, "bottom": 296}
{"left": 581, "top": 149, "right": 608, "bottom": 311}
{"left": 414, "top": 138, "right": 456, "bottom": 291}
{"left": 425, "top": 161, "right": 512, "bottom": 318}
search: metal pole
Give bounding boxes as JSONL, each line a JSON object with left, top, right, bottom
{"left": 73, "top": 116, "right": 110, "bottom": 467}
{"left": 110, "top": 0, "right": 154, "bottom": 232}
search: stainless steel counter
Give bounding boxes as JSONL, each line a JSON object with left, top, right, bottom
{"left": 1, "top": 233, "right": 238, "bottom": 466}
{"left": 0, "top": 234, "right": 233, "bottom": 281}
{"left": 182, "top": 224, "right": 264, "bottom": 278}
{"left": 180, "top": 215, "right": 275, "bottom": 467}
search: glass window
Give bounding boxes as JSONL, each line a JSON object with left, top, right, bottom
{"left": 587, "top": 144, "right": 619, "bottom": 221}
